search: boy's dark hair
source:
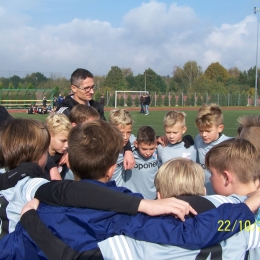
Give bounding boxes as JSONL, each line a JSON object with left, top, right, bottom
{"left": 136, "top": 126, "right": 156, "bottom": 144}
{"left": 68, "top": 120, "right": 123, "bottom": 180}
{"left": 69, "top": 104, "right": 100, "bottom": 124}
{"left": 0, "top": 118, "right": 50, "bottom": 170}
{"left": 71, "top": 68, "right": 94, "bottom": 86}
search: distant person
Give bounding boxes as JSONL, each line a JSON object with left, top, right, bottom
{"left": 140, "top": 95, "right": 145, "bottom": 114}
{"left": 100, "top": 94, "right": 105, "bottom": 106}
{"left": 144, "top": 93, "right": 151, "bottom": 115}
{"left": 42, "top": 96, "right": 47, "bottom": 107}
{"left": 58, "top": 94, "right": 63, "bottom": 105}
{"left": 53, "top": 96, "right": 58, "bottom": 107}
{"left": 27, "top": 105, "right": 34, "bottom": 114}
{"left": 37, "top": 106, "right": 43, "bottom": 114}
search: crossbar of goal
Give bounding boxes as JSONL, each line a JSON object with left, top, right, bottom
{"left": 115, "top": 91, "right": 148, "bottom": 108}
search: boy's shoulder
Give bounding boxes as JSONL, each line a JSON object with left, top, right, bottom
{"left": 203, "top": 194, "right": 247, "bottom": 207}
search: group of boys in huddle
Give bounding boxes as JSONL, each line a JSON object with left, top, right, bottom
{"left": 0, "top": 68, "right": 260, "bottom": 259}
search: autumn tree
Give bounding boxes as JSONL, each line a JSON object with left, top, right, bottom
{"left": 103, "top": 66, "right": 127, "bottom": 90}
{"left": 126, "top": 95, "right": 132, "bottom": 107}
{"left": 204, "top": 62, "right": 229, "bottom": 82}
{"left": 173, "top": 61, "right": 203, "bottom": 93}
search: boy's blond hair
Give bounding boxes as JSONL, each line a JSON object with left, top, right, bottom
{"left": 69, "top": 104, "right": 100, "bottom": 124}
{"left": 196, "top": 103, "right": 223, "bottom": 129}
{"left": 164, "top": 110, "right": 186, "bottom": 128}
{"left": 154, "top": 158, "right": 205, "bottom": 198}
{"left": 205, "top": 138, "right": 260, "bottom": 183}
{"left": 109, "top": 109, "right": 133, "bottom": 127}
{"left": 46, "top": 113, "right": 72, "bottom": 136}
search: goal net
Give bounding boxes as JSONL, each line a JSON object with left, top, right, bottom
{"left": 115, "top": 91, "right": 149, "bottom": 108}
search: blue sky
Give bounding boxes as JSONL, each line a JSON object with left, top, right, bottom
{"left": 1, "top": 0, "right": 260, "bottom": 77}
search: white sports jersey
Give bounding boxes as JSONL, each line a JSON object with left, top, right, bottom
{"left": 124, "top": 148, "right": 159, "bottom": 199}
{"left": 0, "top": 177, "right": 49, "bottom": 234}
{"left": 98, "top": 194, "right": 260, "bottom": 260}
{"left": 195, "top": 134, "right": 231, "bottom": 195}
{"left": 157, "top": 141, "right": 197, "bottom": 165}
{"left": 111, "top": 151, "right": 125, "bottom": 187}
{"left": 111, "top": 134, "right": 136, "bottom": 187}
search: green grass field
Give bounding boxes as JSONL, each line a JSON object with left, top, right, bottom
{"left": 10, "top": 108, "right": 260, "bottom": 138}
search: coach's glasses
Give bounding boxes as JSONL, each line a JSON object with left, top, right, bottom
{"left": 73, "top": 84, "right": 96, "bottom": 92}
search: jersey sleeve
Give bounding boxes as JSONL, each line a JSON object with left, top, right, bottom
{"left": 21, "top": 209, "right": 104, "bottom": 260}
{"left": 121, "top": 203, "right": 254, "bottom": 250}
{"left": 35, "top": 180, "right": 142, "bottom": 215}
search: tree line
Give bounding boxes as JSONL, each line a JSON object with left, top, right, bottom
{"left": 0, "top": 61, "right": 259, "bottom": 103}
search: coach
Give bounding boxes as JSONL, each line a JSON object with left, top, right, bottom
{"left": 56, "top": 68, "right": 105, "bottom": 120}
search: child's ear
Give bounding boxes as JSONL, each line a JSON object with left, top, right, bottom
{"left": 218, "top": 124, "right": 224, "bottom": 133}
{"left": 107, "top": 164, "right": 116, "bottom": 180}
{"left": 134, "top": 140, "right": 138, "bottom": 148}
{"left": 71, "top": 122, "right": 77, "bottom": 127}
{"left": 157, "top": 192, "right": 162, "bottom": 200}
{"left": 223, "top": 171, "right": 232, "bottom": 186}
{"left": 182, "top": 126, "right": 187, "bottom": 134}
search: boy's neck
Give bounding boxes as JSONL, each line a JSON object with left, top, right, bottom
{"left": 229, "top": 181, "right": 259, "bottom": 196}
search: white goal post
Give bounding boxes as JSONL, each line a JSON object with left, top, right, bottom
{"left": 115, "top": 91, "right": 149, "bottom": 108}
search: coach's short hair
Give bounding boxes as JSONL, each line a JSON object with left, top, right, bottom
{"left": 0, "top": 118, "right": 50, "bottom": 170}
{"left": 109, "top": 109, "right": 133, "bottom": 127}
{"left": 71, "top": 68, "right": 93, "bottom": 86}
{"left": 163, "top": 110, "right": 186, "bottom": 128}
{"left": 196, "top": 103, "right": 223, "bottom": 129}
{"left": 205, "top": 138, "right": 260, "bottom": 183}
{"left": 69, "top": 104, "right": 100, "bottom": 124}
{"left": 68, "top": 120, "right": 123, "bottom": 180}
{"left": 154, "top": 158, "right": 205, "bottom": 198}
{"left": 46, "top": 113, "right": 71, "bottom": 136}
{"left": 136, "top": 126, "right": 156, "bottom": 145}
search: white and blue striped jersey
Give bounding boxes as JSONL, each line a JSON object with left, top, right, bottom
{"left": 124, "top": 148, "right": 159, "bottom": 199}
{"left": 111, "top": 135, "right": 136, "bottom": 187}
{"left": 111, "top": 151, "right": 125, "bottom": 187}
{"left": 195, "top": 134, "right": 231, "bottom": 195}
{"left": 157, "top": 141, "right": 197, "bottom": 165}
{"left": 98, "top": 194, "right": 260, "bottom": 260}
{"left": 0, "top": 177, "right": 49, "bottom": 237}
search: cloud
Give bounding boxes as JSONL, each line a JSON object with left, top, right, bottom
{"left": 0, "top": 1, "right": 258, "bottom": 78}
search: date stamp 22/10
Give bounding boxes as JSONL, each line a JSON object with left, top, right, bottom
{"left": 218, "top": 220, "right": 260, "bottom": 232}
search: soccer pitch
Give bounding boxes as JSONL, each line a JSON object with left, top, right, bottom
{"left": 10, "top": 108, "right": 260, "bottom": 138}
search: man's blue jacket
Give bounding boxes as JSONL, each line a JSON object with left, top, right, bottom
{"left": 0, "top": 180, "right": 255, "bottom": 259}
